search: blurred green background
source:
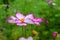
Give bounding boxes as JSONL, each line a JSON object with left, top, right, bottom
{"left": 0, "top": 0, "right": 60, "bottom": 40}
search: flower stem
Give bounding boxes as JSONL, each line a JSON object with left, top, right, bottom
{"left": 22, "top": 26, "right": 23, "bottom": 37}
{"left": 24, "top": 26, "right": 26, "bottom": 38}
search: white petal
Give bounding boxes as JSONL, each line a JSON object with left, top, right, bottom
{"left": 24, "top": 19, "right": 34, "bottom": 24}
{"left": 52, "top": 3, "right": 56, "bottom": 5}
{"left": 25, "top": 14, "right": 34, "bottom": 19}
{"left": 34, "top": 22, "right": 40, "bottom": 25}
{"left": 8, "top": 20, "right": 16, "bottom": 23}
{"left": 19, "top": 37, "right": 26, "bottom": 40}
{"left": 27, "top": 37, "right": 33, "bottom": 40}
{"left": 16, "top": 12, "right": 25, "bottom": 19}
{"left": 10, "top": 16, "right": 16, "bottom": 20}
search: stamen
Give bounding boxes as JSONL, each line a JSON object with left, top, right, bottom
{"left": 20, "top": 18, "right": 24, "bottom": 22}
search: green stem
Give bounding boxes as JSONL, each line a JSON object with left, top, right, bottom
{"left": 22, "top": 26, "right": 23, "bottom": 37}
{"left": 24, "top": 26, "right": 26, "bottom": 38}
{"left": 30, "top": 25, "right": 32, "bottom": 36}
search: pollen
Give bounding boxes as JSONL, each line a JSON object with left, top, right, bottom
{"left": 20, "top": 18, "right": 25, "bottom": 22}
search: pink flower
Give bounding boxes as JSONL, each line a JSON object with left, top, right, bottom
{"left": 8, "top": 12, "right": 44, "bottom": 26}
{"left": 52, "top": 32, "right": 57, "bottom": 38}
{"left": 8, "top": 12, "right": 34, "bottom": 26}
{"left": 19, "top": 36, "right": 33, "bottom": 40}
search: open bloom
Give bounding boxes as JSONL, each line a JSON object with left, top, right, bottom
{"left": 8, "top": 12, "right": 44, "bottom": 26}
{"left": 8, "top": 12, "right": 34, "bottom": 26}
{"left": 19, "top": 36, "right": 33, "bottom": 40}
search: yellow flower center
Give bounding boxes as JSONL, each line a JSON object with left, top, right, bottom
{"left": 20, "top": 18, "right": 25, "bottom": 22}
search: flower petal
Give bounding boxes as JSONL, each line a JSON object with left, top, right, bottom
{"left": 37, "top": 18, "right": 44, "bottom": 22}
{"left": 25, "top": 14, "right": 35, "bottom": 19}
{"left": 19, "top": 37, "right": 25, "bottom": 40}
{"left": 34, "top": 22, "right": 40, "bottom": 25}
{"left": 24, "top": 19, "right": 34, "bottom": 24}
{"left": 17, "top": 22, "right": 27, "bottom": 26}
{"left": 8, "top": 20, "right": 16, "bottom": 23}
{"left": 33, "top": 18, "right": 44, "bottom": 22}
{"left": 16, "top": 12, "right": 25, "bottom": 19}
{"left": 10, "top": 16, "right": 16, "bottom": 20}
{"left": 15, "top": 20, "right": 21, "bottom": 23}
{"left": 27, "top": 36, "right": 33, "bottom": 40}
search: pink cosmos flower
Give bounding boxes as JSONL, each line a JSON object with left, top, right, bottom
{"left": 8, "top": 12, "right": 44, "bottom": 26}
{"left": 8, "top": 12, "right": 34, "bottom": 26}
{"left": 19, "top": 36, "right": 33, "bottom": 40}
{"left": 52, "top": 32, "right": 57, "bottom": 38}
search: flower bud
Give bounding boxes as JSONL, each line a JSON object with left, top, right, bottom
{"left": 52, "top": 32, "right": 57, "bottom": 38}
{"left": 32, "top": 30, "right": 38, "bottom": 36}
{"left": 45, "top": 20, "right": 49, "bottom": 25}
{"left": 47, "top": 0, "right": 56, "bottom": 6}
